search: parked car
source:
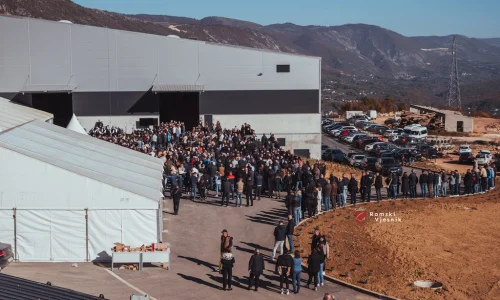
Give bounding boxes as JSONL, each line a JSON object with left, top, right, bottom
{"left": 475, "top": 151, "right": 492, "bottom": 165}
{"left": 392, "top": 148, "right": 422, "bottom": 162}
{"left": 332, "top": 126, "right": 357, "bottom": 136}
{"left": 357, "top": 137, "right": 382, "bottom": 149}
{"left": 360, "top": 156, "right": 378, "bottom": 171}
{"left": 0, "top": 242, "right": 13, "bottom": 270}
{"left": 344, "top": 132, "right": 366, "bottom": 143}
{"left": 349, "top": 154, "right": 366, "bottom": 167}
{"left": 322, "top": 148, "right": 346, "bottom": 163}
{"left": 383, "top": 129, "right": 404, "bottom": 138}
{"left": 459, "top": 152, "right": 474, "bottom": 164}
{"left": 422, "top": 147, "right": 438, "bottom": 159}
{"left": 458, "top": 145, "right": 472, "bottom": 154}
{"left": 365, "top": 142, "right": 385, "bottom": 152}
{"left": 344, "top": 152, "right": 363, "bottom": 165}
{"left": 321, "top": 144, "right": 330, "bottom": 152}
{"left": 376, "top": 158, "right": 403, "bottom": 176}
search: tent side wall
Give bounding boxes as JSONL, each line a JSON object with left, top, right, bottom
{"left": 0, "top": 147, "right": 161, "bottom": 262}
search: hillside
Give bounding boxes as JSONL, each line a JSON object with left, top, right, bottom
{"left": 0, "top": 0, "right": 499, "bottom": 111}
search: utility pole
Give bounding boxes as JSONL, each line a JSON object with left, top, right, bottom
{"left": 447, "top": 36, "right": 462, "bottom": 109}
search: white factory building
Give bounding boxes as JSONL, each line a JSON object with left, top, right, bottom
{"left": 0, "top": 15, "right": 322, "bottom": 158}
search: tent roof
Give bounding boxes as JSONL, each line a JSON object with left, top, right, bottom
{"left": 0, "top": 120, "right": 163, "bottom": 201}
{"left": 0, "top": 97, "right": 53, "bottom": 132}
{"left": 66, "top": 114, "right": 89, "bottom": 135}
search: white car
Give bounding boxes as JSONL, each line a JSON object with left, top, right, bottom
{"left": 458, "top": 145, "right": 472, "bottom": 154}
{"left": 330, "top": 126, "right": 357, "bottom": 136}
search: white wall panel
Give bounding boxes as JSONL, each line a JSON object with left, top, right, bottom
{"left": 88, "top": 209, "right": 157, "bottom": 261}
{"left": 28, "top": 20, "right": 71, "bottom": 85}
{"left": 16, "top": 210, "right": 52, "bottom": 261}
{"left": 88, "top": 210, "right": 122, "bottom": 261}
{"left": 0, "top": 17, "right": 30, "bottom": 92}
{"left": 158, "top": 38, "right": 200, "bottom": 85}
{"left": 122, "top": 210, "right": 157, "bottom": 248}
{"left": 0, "top": 210, "right": 14, "bottom": 258}
{"left": 116, "top": 31, "right": 158, "bottom": 91}
{"left": 71, "top": 25, "right": 110, "bottom": 91}
{"left": 50, "top": 210, "right": 86, "bottom": 261}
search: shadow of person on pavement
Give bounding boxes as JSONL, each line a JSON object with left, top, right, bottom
{"left": 177, "top": 255, "right": 218, "bottom": 272}
{"left": 245, "top": 214, "right": 278, "bottom": 226}
{"left": 177, "top": 273, "right": 222, "bottom": 290}
{"left": 234, "top": 245, "right": 271, "bottom": 260}
{"left": 240, "top": 241, "right": 273, "bottom": 252}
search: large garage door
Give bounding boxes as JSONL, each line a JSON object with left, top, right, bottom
{"left": 16, "top": 210, "right": 86, "bottom": 262}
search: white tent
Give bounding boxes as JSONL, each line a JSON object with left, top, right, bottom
{"left": 0, "top": 120, "right": 164, "bottom": 262}
{"left": 66, "top": 114, "right": 88, "bottom": 135}
{"left": 0, "top": 97, "right": 53, "bottom": 132}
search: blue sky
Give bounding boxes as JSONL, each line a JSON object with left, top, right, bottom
{"left": 73, "top": 0, "right": 500, "bottom": 38}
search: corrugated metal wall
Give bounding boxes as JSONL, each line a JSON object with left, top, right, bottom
{"left": 0, "top": 16, "right": 321, "bottom": 93}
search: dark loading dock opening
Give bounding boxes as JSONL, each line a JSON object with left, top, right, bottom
{"left": 159, "top": 92, "right": 199, "bottom": 129}
{"left": 31, "top": 93, "right": 73, "bottom": 127}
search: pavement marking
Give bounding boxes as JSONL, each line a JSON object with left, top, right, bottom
{"left": 98, "top": 263, "right": 158, "bottom": 300}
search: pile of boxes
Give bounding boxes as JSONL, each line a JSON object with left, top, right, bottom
{"left": 112, "top": 242, "right": 169, "bottom": 253}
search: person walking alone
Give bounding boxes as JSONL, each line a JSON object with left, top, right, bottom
{"left": 248, "top": 249, "right": 265, "bottom": 291}
{"left": 221, "top": 249, "right": 235, "bottom": 291}
{"left": 272, "top": 220, "right": 286, "bottom": 261}
{"left": 276, "top": 250, "right": 293, "bottom": 294}
{"left": 172, "top": 184, "right": 182, "bottom": 215}
{"left": 318, "top": 235, "right": 329, "bottom": 286}
{"left": 219, "top": 229, "right": 233, "bottom": 273}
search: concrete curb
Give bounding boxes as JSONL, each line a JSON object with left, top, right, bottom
{"left": 294, "top": 186, "right": 496, "bottom": 300}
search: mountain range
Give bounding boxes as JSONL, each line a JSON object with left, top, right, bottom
{"left": 1, "top": 0, "right": 499, "bottom": 112}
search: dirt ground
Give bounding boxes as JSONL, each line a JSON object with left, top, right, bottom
{"left": 474, "top": 117, "right": 500, "bottom": 134}
{"left": 296, "top": 188, "right": 500, "bottom": 300}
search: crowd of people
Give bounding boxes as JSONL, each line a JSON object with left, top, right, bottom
{"left": 90, "top": 119, "right": 496, "bottom": 297}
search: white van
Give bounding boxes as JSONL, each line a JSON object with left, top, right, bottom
{"left": 403, "top": 125, "right": 428, "bottom": 139}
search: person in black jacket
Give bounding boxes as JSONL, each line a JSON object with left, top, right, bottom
{"left": 408, "top": 169, "right": 418, "bottom": 199}
{"left": 348, "top": 174, "right": 358, "bottom": 205}
{"left": 364, "top": 171, "right": 374, "bottom": 202}
{"left": 401, "top": 172, "right": 409, "bottom": 199}
{"left": 267, "top": 169, "right": 275, "bottom": 198}
{"left": 359, "top": 171, "right": 367, "bottom": 201}
{"left": 307, "top": 248, "right": 324, "bottom": 291}
{"left": 420, "top": 170, "right": 428, "bottom": 198}
{"left": 222, "top": 178, "right": 231, "bottom": 207}
{"left": 272, "top": 221, "right": 286, "bottom": 260}
{"left": 285, "top": 191, "right": 294, "bottom": 216}
{"left": 374, "top": 172, "right": 383, "bottom": 202}
{"left": 276, "top": 250, "right": 294, "bottom": 294}
{"left": 221, "top": 249, "right": 235, "bottom": 291}
{"left": 245, "top": 166, "right": 254, "bottom": 206}
{"left": 286, "top": 215, "right": 295, "bottom": 252}
{"left": 464, "top": 169, "right": 473, "bottom": 194}
{"left": 427, "top": 171, "right": 435, "bottom": 198}
{"left": 248, "top": 249, "right": 265, "bottom": 291}
{"left": 291, "top": 192, "right": 301, "bottom": 224}
{"left": 172, "top": 184, "right": 182, "bottom": 215}
{"left": 255, "top": 172, "right": 263, "bottom": 200}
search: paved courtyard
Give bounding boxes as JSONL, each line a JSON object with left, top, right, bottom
{"left": 4, "top": 194, "right": 376, "bottom": 300}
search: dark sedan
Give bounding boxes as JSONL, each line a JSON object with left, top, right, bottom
{"left": 322, "top": 148, "right": 346, "bottom": 163}
{"left": 459, "top": 152, "right": 474, "bottom": 164}
{"left": 0, "top": 242, "right": 13, "bottom": 270}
